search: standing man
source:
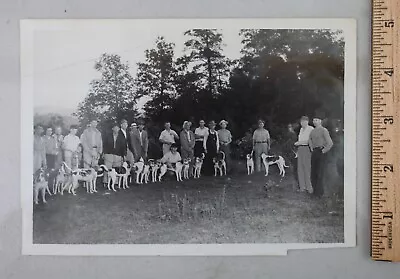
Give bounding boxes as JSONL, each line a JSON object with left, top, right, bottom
{"left": 33, "top": 125, "right": 46, "bottom": 173}
{"left": 62, "top": 125, "right": 80, "bottom": 170}
{"left": 80, "top": 118, "right": 103, "bottom": 168}
{"left": 180, "top": 121, "right": 196, "bottom": 176}
{"left": 194, "top": 120, "right": 209, "bottom": 157}
{"left": 43, "top": 127, "right": 57, "bottom": 170}
{"left": 309, "top": 113, "right": 333, "bottom": 197}
{"left": 294, "top": 116, "right": 314, "bottom": 194}
{"left": 218, "top": 120, "right": 233, "bottom": 173}
{"left": 159, "top": 122, "right": 179, "bottom": 155}
{"left": 103, "top": 122, "right": 127, "bottom": 184}
{"left": 53, "top": 126, "right": 64, "bottom": 169}
{"left": 252, "top": 119, "right": 271, "bottom": 173}
{"left": 119, "top": 119, "right": 133, "bottom": 163}
{"left": 130, "top": 119, "right": 149, "bottom": 162}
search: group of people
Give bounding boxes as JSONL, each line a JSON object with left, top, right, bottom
{"left": 33, "top": 118, "right": 238, "bottom": 180}
{"left": 33, "top": 112, "right": 334, "bottom": 195}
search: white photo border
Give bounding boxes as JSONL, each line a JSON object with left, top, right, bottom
{"left": 21, "top": 18, "right": 356, "bottom": 256}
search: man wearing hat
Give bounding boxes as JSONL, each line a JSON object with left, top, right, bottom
{"left": 180, "top": 121, "right": 195, "bottom": 176}
{"left": 309, "top": 112, "right": 333, "bottom": 197}
{"left": 217, "top": 120, "right": 233, "bottom": 173}
{"left": 159, "top": 122, "right": 179, "bottom": 155}
{"left": 252, "top": 119, "right": 271, "bottom": 172}
{"left": 33, "top": 124, "right": 47, "bottom": 173}
{"left": 62, "top": 125, "right": 80, "bottom": 170}
{"left": 129, "top": 119, "right": 149, "bottom": 162}
{"left": 294, "top": 116, "right": 314, "bottom": 193}
{"left": 80, "top": 118, "right": 103, "bottom": 168}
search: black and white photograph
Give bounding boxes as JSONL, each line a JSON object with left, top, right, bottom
{"left": 21, "top": 19, "right": 356, "bottom": 255}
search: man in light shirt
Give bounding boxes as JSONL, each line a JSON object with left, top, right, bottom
{"left": 218, "top": 120, "right": 233, "bottom": 173}
{"left": 160, "top": 143, "right": 182, "bottom": 169}
{"left": 159, "top": 122, "right": 179, "bottom": 155}
{"left": 309, "top": 112, "right": 334, "bottom": 197}
{"left": 180, "top": 121, "right": 195, "bottom": 176}
{"left": 194, "top": 120, "right": 209, "bottom": 157}
{"left": 62, "top": 125, "right": 81, "bottom": 170}
{"left": 43, "top": 127, "right": 57, "bottom": 170}
{"left": 80, "top": 119, "right": 103, "bottom": 168}
{"left": 53, "top": 126, "right": 64, "bottom": 169}
{"left": 294, "top": 116, "right": 314, "bottom": 193}
{"left": 33, "top": 125, "right": 46, "bottom": 173}
{"left": 252, "top": 119, "right": 271, "bottom": 172}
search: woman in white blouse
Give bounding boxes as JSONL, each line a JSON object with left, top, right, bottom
{"left": 294, "top": 116, "right": 314, "bottom": 193}
{"left": 194, "top": 120, "right": 209, "bottom": 157}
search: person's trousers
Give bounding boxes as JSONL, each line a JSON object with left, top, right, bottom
{"left": 311, "top": 148, "right": 326, "bottom": 197}
{"left": 46, "top": 154, "right": 56, "bottom": 170}
{"left": 103, "top": 154, "right": 123, "bottom": 183}
{"left": 55, "top": 151, "right": 63, "bottom": 169}
{"left": 83, "top": 148, "right": 100, "bottom": 168}
{"left": 64, "top": 150, "right": 74, "bottom": 170}
{"left": 33, "top": 152, "right": 46, "bottom": 174}
{"left": 297, "top": 146, "right": 313, "bottom": 193}
{"left": 219, "top": 144, "right": 232, "bottom": 172}
{"left": 253, "top": 143, "right": 269, "bottom": 172}
{"left": 126, "top": 149, "right": 134, "bottom": 163}
{"left": 181, "top": 148, "right": 194, "bottom": 176}
{"left": 162, "top": 144, "right": 171, "bottom": 155}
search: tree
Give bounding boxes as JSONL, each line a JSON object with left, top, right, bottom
{"left": 135, "top": 37, "right": 177, "bottom": 122}
{"left": 75, "top": 53, "right": 138, "bottom": 129}
{"left": 181, "top": 29, "right": 232, "bottom": 96}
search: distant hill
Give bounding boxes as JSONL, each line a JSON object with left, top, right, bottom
{"left": 34, "top": 106, "right": 80, "bottom": 132}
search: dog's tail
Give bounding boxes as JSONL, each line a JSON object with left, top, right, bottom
{"left": 220, "top": 151, "right": 225, "bottom": 160}
{"left": 98, "top": 164, "right": 110, "bottom": 172}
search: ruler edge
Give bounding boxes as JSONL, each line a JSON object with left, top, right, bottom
{"left": 371, "top": 0, "right": 400, "bottom": 262}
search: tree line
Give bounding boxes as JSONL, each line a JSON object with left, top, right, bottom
{"left": 74, "top": 29, "right": 345, "bottom": 158}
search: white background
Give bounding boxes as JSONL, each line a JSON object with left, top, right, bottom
{"left": 1, "top": 0, "right": 399, "bottom": 278}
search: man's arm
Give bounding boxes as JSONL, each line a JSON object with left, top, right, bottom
{"left": 98, "top": 131, "right": 103, "bottom": 154}
{"left": 143, "top": 131, "right": 149, "bottom": 155}
{"left": 322, "top": 128, "right": 334, "bottom": 153}
{"left": 80, "top": 131, "right": 89, "bottom": 151}
{"left": 189, "top": 131, "right": 195, "bottom": 148}
{"left": 266, "top": 130, "right": 271, "bottom": 149}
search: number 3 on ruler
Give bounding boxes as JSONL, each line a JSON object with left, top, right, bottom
{"left": 384, "top": 117, "right": 394, "bottom": 124}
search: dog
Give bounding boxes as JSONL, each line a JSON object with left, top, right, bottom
{"left": 246, "top": 152, "right": 255, "bottom": 175}
{"left": 193, "top": 153, "right": 205, "bottom": 179}
{"left": 261, "top": 153, "right": 289, "bottom": 177}
{"left": 149, "top": 159, "right": 159, "bottom": 183}
{"left": 140, "top": 163, "right": 151, "bottom": 184}
{"left": 182, "top": 158, "right": 191, "bottom": 180}
{"left": 167, "top": 161, "right": 184, "bottom": 181}
{"left": 158, "top": 161, "right": 168, "bottom": 182}
{"left": 213, "top": 151, "right": 227, "bottom": 176}
{"left": 132, "top": 158, "right": 145, "bottom": 184}
{"left": 124, "top": 161, "right": 132, "bottom": 187}
{"left": 53, "top": 164, "right": 67, "bottom": 194}
{"left": 33, "top": 168, "right": 51, "bottom": 204}
{"left": 114, "top": 162, "right": 129, "bottom": 189}
{"left": 61, "top": 168, "right": 97, "bottom": 195}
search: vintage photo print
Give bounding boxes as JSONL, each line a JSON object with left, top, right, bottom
{"left": 21, "top": 19, "right": 356, "bottom": 255}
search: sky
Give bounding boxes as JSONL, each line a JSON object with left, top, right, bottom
{"left": 33, "top": 22, "right": 243, "bottom": 114}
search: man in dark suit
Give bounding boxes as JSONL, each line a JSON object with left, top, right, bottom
{"left": 102, "top": 122, "right": 127, "bottom": 184}
{"left": 129, "top": 119, "right": 149, "bottom": 162}
{"left": 180, "top": 121, "right": 195, "bottom": 177}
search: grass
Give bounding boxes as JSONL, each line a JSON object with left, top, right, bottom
{"left": 33, "top": 160, "right": 344, "bottom": 244}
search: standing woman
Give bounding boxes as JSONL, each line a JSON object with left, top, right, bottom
{"left": 194, "top": 120, "right": 209, "bottom": 157}
{"left": 252, "top": 120, "right": 271, "bottom": 173}
{"left": 294, "top": 116, "right": 314, "bottom": 193}
{"left": 203, "top": 120, "right": 220, "bottom": 176}
{"left": 217, "top": 120, "right": 232, "bottom": 173}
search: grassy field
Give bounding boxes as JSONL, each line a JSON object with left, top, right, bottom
{"left": 33, "top": 160, "right": 344, "bottom": 244}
